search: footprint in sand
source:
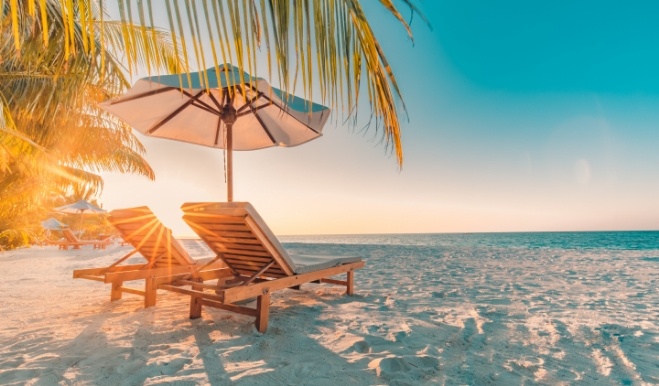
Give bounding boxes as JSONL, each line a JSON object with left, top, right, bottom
{"left": 158, "top": 357, "right": 194, "bottom": 376}
{"left": 117, "top": 360, "right": 146, "bottom": 375}
{"left": 368, "top": 355, "right": 440, "bottom": 382}
{"left": 385, "top": 330, "right": 410, "bottom": 343}
{"left": 351, "top": 340, "right": 371, "bottom": 354}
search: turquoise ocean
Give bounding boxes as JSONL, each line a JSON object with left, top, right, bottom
{"left": 280, "top": 230, "right": 659, "bottom": 250}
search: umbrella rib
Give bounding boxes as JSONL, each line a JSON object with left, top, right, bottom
{"left": 191, "top": 101, "right": 221, "bottom": 116}
{"left": 180, "top": 89, "right": 221, "bottom": 113}
{"left": 223, "top": 88, "right": 232, "bottom": 105}
{"left": 246, "top": 103, "right": 277, "bottom": 145}
{"left": 236, "top": 92, "right": 263, "bottom": 114}
{"left": 254, "top": 112, "right": 277, "bottom": 145}
{"left": 258, "top": 94, "right": 322, "bottom": 135}
{"left": 147, "top": 90, "right": 206, "bottom": 134}
{"left": 236, "top": 103, "right": 270, "bottom": 117}
{"left": 109, "top": 87, "right": 178, "bottom": 104}
{"left": 207, "top": 91, "right": 223, "bottom": 110}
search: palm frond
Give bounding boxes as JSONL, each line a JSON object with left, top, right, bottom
{"left": 6, "top": 0, "right": 425, "bottom": 166}
{"left": 0, "top": 0, "right": 184, "bottom": 248}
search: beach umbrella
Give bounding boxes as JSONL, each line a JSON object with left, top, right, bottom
{"left": 99, "top": 64, "right": 330, "bottom": 201}
{"left": 55, "top": 200, "right": 107, "bottom": 236}
{"left": 40, "top": 217, "right": 68, "bottom": 231}
{"left": 55, "top": 199, "right": 107, "bottom": 215}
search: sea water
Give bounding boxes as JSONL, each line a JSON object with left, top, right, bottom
{"left": 280, "top": 230, "right": 659, "bottom": 250}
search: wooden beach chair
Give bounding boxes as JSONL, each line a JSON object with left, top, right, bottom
{"left": 53, "top": 228, "right": 111, "bottom": 250}
{"left": 72, "top": 206, "right": 226, "bottom": 307}
{"left": 159, "top": 202, "right": 364, "bottom": 333}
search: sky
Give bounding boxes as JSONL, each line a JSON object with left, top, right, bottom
{"left": 100, "top": 1, "right": 659, "bottom": 236}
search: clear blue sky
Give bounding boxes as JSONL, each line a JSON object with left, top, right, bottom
{"left": 101, "top": 1, "right": 659, "bottom": 235}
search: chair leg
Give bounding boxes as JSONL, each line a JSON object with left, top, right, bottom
{"left": 144, "top": 277, "right": 156, "bottom": 308}
{"left": 255, "top": 292, "right": 270, "bottom": 333}
{"left": 189, "top": 280, "right": 203, "bottom": 319}
{"left": 190, "top": 296, "right": 202, "bottom": 319}
{"left": 346, "top": 271, "right": 354, "bottom": 295}
{"left": 110, "top": 282, "right": 123, "bottom": 301}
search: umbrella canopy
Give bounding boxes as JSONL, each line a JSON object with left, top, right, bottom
{"left": 55, "top": 199, "right": 107, "bottom": 215}
{"left": 41, "top": 217, "right": 68, "bottom": 231}
{"left": 99, "top": 64, "right": 330, "bottom": 201}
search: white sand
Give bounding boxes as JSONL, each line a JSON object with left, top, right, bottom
{"left": 0, "top": 241, "right": 658, "bottom": 385}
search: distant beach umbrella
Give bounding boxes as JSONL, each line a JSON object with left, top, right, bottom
{"left": 40, "top": 217, "right": 67, "bottom": 231}
{"left": 55, "top": 199, "right": 107, "bottom": 215}
{"left": 55, "top": 200, "right": 107, "bottom": 237}
{"left": 99, "top": 64, "right": 330, "bottom": 202}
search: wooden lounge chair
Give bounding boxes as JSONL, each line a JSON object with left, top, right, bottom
{"left": 72, "top": 206, "right": 226, "bottom": 307}
{"left": 53, "top": 228, "right": 111, "bottom": 250}
{"left": 159, "top": 202, "right": 364, "bottom": 333}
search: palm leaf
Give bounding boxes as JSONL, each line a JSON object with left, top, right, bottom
{"left": 0, "top": 0, "right": 183, "bottom": 248}
{"left": 5, "top": 0, "right": 425, "bottom": 166}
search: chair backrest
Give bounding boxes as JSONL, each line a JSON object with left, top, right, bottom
{"left": 109, "top": 206, "right": 195, "bottom": 268}
{"left": 181, "top": 202, "right": 296, "bottom": 278}
{"left": 62, "top": 228, "right": 80, "bottom": 243}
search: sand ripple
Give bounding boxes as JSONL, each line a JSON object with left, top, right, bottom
{"left": 0, "top": 241, "right": 658, "bottom": 385}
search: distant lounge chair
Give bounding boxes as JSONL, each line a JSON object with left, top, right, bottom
{"left": 40, "top": 236, "right": 65, "bottom": 248}
{"left": 159, "top": 202, "right": 364, "bottom": 333}
{"left": 72, "top": 206, "right": 226, "bottom": 307}
{"left": 53, "top": 228, "right": 111, "bottom": 250}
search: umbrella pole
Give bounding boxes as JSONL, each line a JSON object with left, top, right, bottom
{"left": 78, "top": 211, "right": 84, "bottom": 239}
{"left": 227, "top": 122, "right": 233, "bottom": 202}
{"left": 222, "top": 103, "right": 237, "bottom": 203}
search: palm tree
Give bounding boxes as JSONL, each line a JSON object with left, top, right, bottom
{"left": 4, "top": 0, "right": 425, "bottom": 166}
{"left": 0, "top": 1, "right": 182, "bottom": 249}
